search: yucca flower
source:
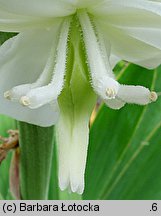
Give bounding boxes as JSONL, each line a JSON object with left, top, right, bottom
{"left": 0, "top": 0, "right": 161, "bottom": 194}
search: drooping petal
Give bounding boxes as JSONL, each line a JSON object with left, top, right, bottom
{"left": 56, "top": 18, "right": 97, "bottom": 192}
{"left": 56, "top": 114, "right": 71, "bottom": 191}
{"left": 69, "top": 117, "right": 89, "bottom": 194}
{"left": 56, "top": 114, "right": 90, "bottom": 195}
{"left": 0, "top": 25, "right": 62, "bottom": 126}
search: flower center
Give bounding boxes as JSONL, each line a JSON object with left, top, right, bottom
{"left": 4, "top": 11, "right": 158, "bottom": 109}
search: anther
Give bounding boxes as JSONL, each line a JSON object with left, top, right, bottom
{"left": 4, "top": 91, "right": 11, "bottom": 100}
{"left": 106, "top": 88, "right": 116, "bottom": 99}
{"left": 20, "top": 96, "right": 31, "bottom": 107}
{"left": 150, "top": 91, "right": 158, "bottom": 102}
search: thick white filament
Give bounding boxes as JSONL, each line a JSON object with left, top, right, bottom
{"left": 92, "top": 19, "right": 158, "bottom": 107}
{"left": 4, "top": 37, "right": 58, "bottom": 101}
{"left": 78, "top": 11, "right": 119, "bottom": 100}
{"left": 20, "top": 18, "right": 71, "bottom": 108}
{"left": 117, "top": 85, "right": 158, "bottom": 105}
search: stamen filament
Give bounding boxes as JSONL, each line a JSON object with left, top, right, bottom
{"left": 4, "top": 91, "right": 12, "bottom": 100}
{"left": 94, "top": 22, "right": 115, "bottom": 78}
{"left": 20, "top": 18, "right": 71, "bottom": 108}
{"left": 78, "top": 11, "right": 119, "bottom": 100}
{"left": 156, "top": 92, "right": 161, "bottom": 97}
{"left": 4, "top": 32, "right": 58, "bottom": 102}
{"left": 78, "top": 11, "right": 158, "bottom": 109}
{"left": 117, "top": 85, "right": 157, "bottom": 105}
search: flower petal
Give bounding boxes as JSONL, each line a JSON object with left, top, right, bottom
{"left": 90, "top": 0, "right": 161, "bottom": 18}
{"left": 0, "top": 8, "right": 63, "bottom": 32}
{"left": 113, "top": 26, "right": 161, "bottom": 51}
{"left": 105, "top": 98, "right": 125, "bottom": 110}
{"left": 98, "top": 22, "right": 161, "bottom": 69}
{"left": 109, "top": 54, "right": 121, "bottom": 69}
{"left": 92, "top": 0, "right": 161, "bottom": 69}
{"left": 57, "top": 112, "right": 91, "bottom": 195}
{"left": 69, "top": 119, "right": 89, "bottom": 194}
{"left": 0, "top": 0, "right": 76, "bottom": 18}
{"left": 0, "top": 25, "right": 61, "bottom": 126}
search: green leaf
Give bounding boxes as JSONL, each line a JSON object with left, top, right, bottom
{"left": 18, "top": 122, "right": 54, "bottom": 200}
{"left": 0, "top": 32, "right": 16, "bottom": 45}
{"left": 0, "top": 192, "right": 4, "bottom": 200}
{"left": 48, "top": 143, "right": 59, "bottom": 200}
{"left": 84, "top": 64, "right": 161, "bottom": 200}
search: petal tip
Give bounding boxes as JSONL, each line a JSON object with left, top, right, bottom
{"left": 59, "top": 178, "right": 69, "bottom": 191}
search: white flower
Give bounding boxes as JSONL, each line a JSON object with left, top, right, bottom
{"left": 0, "top": 0, "right": 161, "bottom": 194}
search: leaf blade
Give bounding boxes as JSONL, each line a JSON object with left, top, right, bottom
{"left": 84, "top": 64, "right": 161, "bottom": 200}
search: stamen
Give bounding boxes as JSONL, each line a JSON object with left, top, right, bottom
{"left": 4, "top": 91, "right": 12, "bottom": 100}
{"left": 106, "top": 88, "right": 116, "bottom": 99}
{"left": 78, "top": 11, "right": 119, "bottom": 100}
{"left": 84, "top": 16, "right": 158, "bottom": 108}
{"left": 117, "top": 85, "right": 158, "bottom": 105}
{"left": 150, "top": 91, "right": 158, "bottom": 102}
{"left": 94, "top": 21, "right": 116, "bottom": 78}
{"left": 20, "top": 96, "right": 31, "bottom": 107}
{"left": 20, "top": 18, "right": 71, "bottom": 109}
